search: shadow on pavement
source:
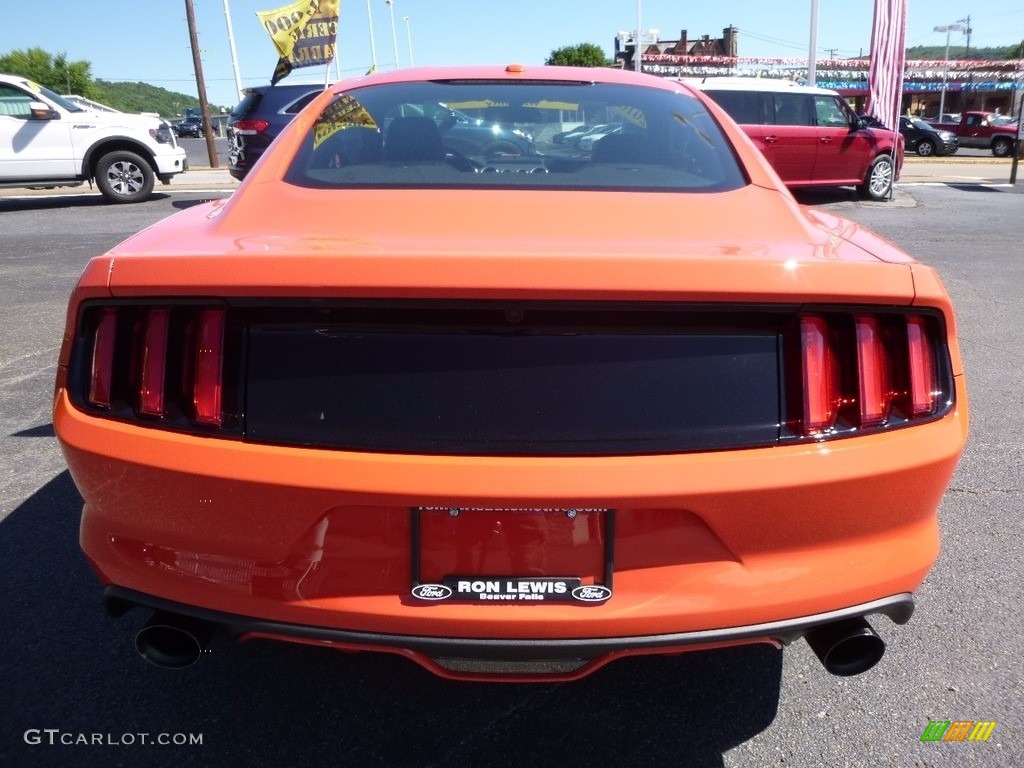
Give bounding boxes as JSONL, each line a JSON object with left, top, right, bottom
{"left": 945, "top": 184, "right": 1008, "bottom": 193}
{"left": 171, "top": 197, "right": 230, "bottom": 211}
{"left": 0, "top": 193, "right": 176, "bottom": 211}
{"left": 0, "top": 472, "right": 783, "bottom": 768}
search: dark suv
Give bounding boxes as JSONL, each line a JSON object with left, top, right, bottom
{"left": 227, "top": 83, "right": 330, "bottom": 180}
{"left": 173, "top": 116, "right": 205, "bottom": 139}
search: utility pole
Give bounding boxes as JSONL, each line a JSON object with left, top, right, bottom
{"left": 958, "top": 16, "right": 972, "bottom": 58}
{"left": 185, "top": 0, "right": 219, "bottom": 167}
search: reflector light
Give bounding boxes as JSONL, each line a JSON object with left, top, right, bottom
{"left": 88, "top": 308, "right": 117, "bottom": 408}
{"left": 855, "top": 315, "right": 890, "bottom": 426}
{"left": 193, "top": 310, "right": 226, "bottom": 426}
{"left": 906, "top": 316, "right": 938, "bottom": 416}
{"left": 800, "top": 316, "right": 838, "bottom": 434}
{"left": 138, "top": 309, "right": 170, "bottom": 416}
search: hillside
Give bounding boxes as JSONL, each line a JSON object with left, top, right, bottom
{"left": 91, "top": 80, "right": 229, "bottom": 118}
{"left": 905, "top": 44, "right": 1021, "bottom": 60}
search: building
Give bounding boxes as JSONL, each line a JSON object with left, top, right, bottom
{"left": 615, "top": 27, "right": 739, "bottom": 71}
{"left": 617, "top": 26, "right": 1024, "bottom": 121}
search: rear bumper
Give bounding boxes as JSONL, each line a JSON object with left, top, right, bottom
{"left": 105, "top": 585, "right": 914, "bottom": 679}
{"left": 106, "top": 585, "right": 914, "bottom": 653}
{"left": 57, "top": 374, "right": 967, "bottom": 645}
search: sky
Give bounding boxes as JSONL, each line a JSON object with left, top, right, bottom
{"left": 1, "top": 0, "right": 1021, "bottom": 111}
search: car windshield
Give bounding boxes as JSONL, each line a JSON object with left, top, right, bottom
{"left": 22, "top": 81, "right": 85, "bottom": 112}
{"left": 283, "top": 80, "right": 747, "bottom": 193}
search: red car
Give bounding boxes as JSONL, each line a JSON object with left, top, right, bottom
{"left": 55, "top": 65, "right": 966, "bottom": 682}
{"left": 691, "top": 79, "right": 904, "bottom": 201}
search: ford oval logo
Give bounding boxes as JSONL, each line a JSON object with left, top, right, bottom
{"left": 411, "top": 584, "right": 453, "bottom": 601}
{"left": 571, "top": 585, "right": 612, "bottom": 603}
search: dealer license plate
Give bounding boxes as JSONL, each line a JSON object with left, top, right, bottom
{"left": 409, "top": 507, "right": 614, "bottom": 604}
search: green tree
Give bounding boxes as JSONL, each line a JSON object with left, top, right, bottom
{"left": 905, "top": 44, "right": 1018, "bottom": 61}
{"left": 546, "top": 43, "right": 610, "bottom": 67}
{"left": 93, "top": 80, "right": 222, "bottom": 118}
{"left": 0, "top": 47, "right": 97, "bottom": 97}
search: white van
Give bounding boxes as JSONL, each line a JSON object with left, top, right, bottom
{"left": 0, "top": 74, "right": 187, "bottom": 203}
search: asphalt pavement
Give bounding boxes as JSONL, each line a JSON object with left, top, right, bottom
{"left": 1, "top": 175, "right": 1022, "bottom": 768}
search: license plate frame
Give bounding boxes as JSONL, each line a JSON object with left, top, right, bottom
{"left": 409, "top": 507, "right": 615, "bottom": 604}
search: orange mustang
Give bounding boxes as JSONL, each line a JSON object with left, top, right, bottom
{"left": 54, "top": 66, "right": 967, "bottom": 681}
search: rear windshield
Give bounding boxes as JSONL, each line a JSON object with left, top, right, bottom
{"left": 231, "top": 91, "right": 262, "bottom": 118}
{"left": 283, "top": 80, "right": 747, "bottom": 192}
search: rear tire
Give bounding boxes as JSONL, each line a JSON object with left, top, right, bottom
{"left": 95, "top": 150, "right": 155, "bottom": 204}
{"left": 991, "top": 138, "right": 1012, "bottom": 158}
{"left": 857, "top": 155, "right": 894, "bottom": 201}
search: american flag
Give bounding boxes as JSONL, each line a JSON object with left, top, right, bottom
{"left": 867, "top": 0, "right": 908, "bottom": 131}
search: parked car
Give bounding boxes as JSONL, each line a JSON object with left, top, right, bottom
{"left": 899, "top": 116, "right": 958, "bottom": 157}
{"left": 552, "top": 122, "right": 614, "bottom": 148}
{"left": 433, "top": 108, "right": 535, "bottom": 157}
{"left": 552, "top": 123, "right": 595, "bottom": 145}
{"left": 227, "top": 82, "right": 331, "bottom": 180}
{"left": 576, "top": 124, "right": 623, "bottom": 151}
{"left": 55, "top": 65, "right": 966, "bottom": 682}
{"left": 173, "top": 116, "right": 204, "bottom": 138}
{"left": 0, "top": 73, "right": 186, "bottom": 202}
{"left": 691, "top": 78, "right": 903, "bottom": 201}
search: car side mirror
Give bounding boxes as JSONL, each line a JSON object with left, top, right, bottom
{"left": 29, "top": 101, "right": 59, "bottom": 120}
{"left": 854, "top": 117, "right": 867, "bottom": 130}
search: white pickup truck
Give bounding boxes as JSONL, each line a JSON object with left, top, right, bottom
{"left": 0, "top": 74, "right": 187, "bottom": 203}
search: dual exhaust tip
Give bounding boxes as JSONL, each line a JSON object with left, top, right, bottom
{"left": 134, "top": 610, "right": 887, "bottom": 676}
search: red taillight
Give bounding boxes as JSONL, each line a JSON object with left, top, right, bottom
{"left": 193, "top": 309, "right": 226, "bottom": 426}
{"left": 232, "top": 119, "right": 270, "bottom": 135}
{"left": 906, "top": 316, "right": 938, "bottom": 416}
{"left": 138, "top": 309, "right": 170, "bottom": 416}
{"left": 88, "top": 308, "right": 117, "bottom": 408}
{"left": 792, "top": 311, "right": 947, "bottom": 439}
{"left": 855, "top": 315, "right": 891, "bottom": 426}
{"left": 800, "top": 316, "right": 839, "bottom": 434}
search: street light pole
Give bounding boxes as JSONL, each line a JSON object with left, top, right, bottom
{"left": 385, "top": 0, "right": 400, "bottom": 69}
{"left": 403, "top": 16, "right": 414, "bottom": 67}
{"left": 634, "top": 1, "right": 647, "bottom": 73}
{"left": 365, "top": 0, "right": 378, "bottom": 72}
{"left": 221, "top": 0, "right": 244, "bottom": 100}
{"left": 808, "top": 0, "right": 819, "bottom": 86}
{"left": 933, "top": 23, "right": 965, "bottom": 120}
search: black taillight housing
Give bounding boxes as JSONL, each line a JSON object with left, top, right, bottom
{"left": 71, "top": 302, "right": 243, "bottom": 435}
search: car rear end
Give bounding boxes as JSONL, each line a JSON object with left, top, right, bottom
{"left": 55, "top": 68, "right": 967, "bottom": 681}
{"left": 227, "top": 83, "right": 327, "bottom": 180}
